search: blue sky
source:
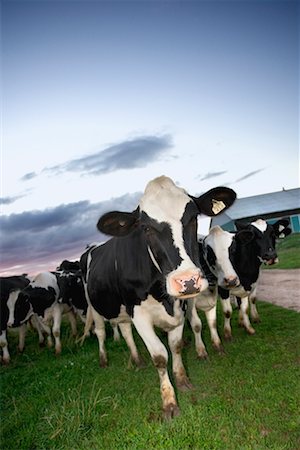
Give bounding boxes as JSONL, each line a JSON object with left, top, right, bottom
{"left": 1, "top": 0, "right": 298, "bottom": 276}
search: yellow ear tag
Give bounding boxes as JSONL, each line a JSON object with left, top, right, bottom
{"left": 212, "top": 199, "right": 226, "bottom": 215}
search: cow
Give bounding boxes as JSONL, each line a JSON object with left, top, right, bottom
{"left": 185, "top": 228, "right": 240, "bottom": 358}
{"left": 56, "top": 260, "right": 80, "bottom": 272}
{"left": 0, "top": 275, "right": 32, "bottom": 364}
{"left": 197, "top": 218, "right": 291, "bottom": 343}
{"left": 81, "top": 175, "right": 236, "bottom": 418}
{"left": 56, "top": 269, "right": 88, "bottom": 324}
{"left": 15, "top": 271, "right": 79, "bottom": 355}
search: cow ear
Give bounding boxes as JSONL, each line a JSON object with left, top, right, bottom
{"left": 235, "top": 229, "right": 254, "bottom": 244}
{"left": 234, "top": 220, "right": 248, "bottom": 231}
{"left": 272, "top": 218, "right": 291, "bottom": 238}
{"left": 192, "top": 187, "right": 236, "bottom": 217}
{"left": 97, "top": 208, "right": 139, "bottom": 237}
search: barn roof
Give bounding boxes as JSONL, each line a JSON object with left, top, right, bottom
{"left": 211, "top": 187, "right": 300, "bottom": 227}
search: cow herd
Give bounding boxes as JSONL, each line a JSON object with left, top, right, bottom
{"left": 0, "top": 176, "right": 291, "bottom": 419}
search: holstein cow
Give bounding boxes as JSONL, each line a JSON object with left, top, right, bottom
{"left": 15, "top": 271, "right": 79, "bottom": 354}
{"left": 200, "top": 218, "right": 291, "bottom": 341}
{"left": 56, "top": 260, "right": 80, "bottom": 272}
{"left": 185, "top": 228, "right": 241, "bottom": 359}
{"left": 0, "top": 275, "right": 32, "bottom": 364}
{"left": 81, "top": 175, "right": 236, "bottom": 418}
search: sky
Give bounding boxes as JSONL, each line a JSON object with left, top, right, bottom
{"left": 1, "top": 0, "right": 299, "bottom": 276}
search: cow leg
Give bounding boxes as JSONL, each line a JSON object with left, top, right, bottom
{"left": 18, "top": 324, "right": 27, "bottom": 353}
{"left": 186, "top": 301, "right": 208, "bottom": 359}
{"left": 111, "top": 323, "right": 120, "bottom": 341}
{"left": 249, "top": 288, "right": 260, "bottom": 323}
{"left": 221, "top": 297, "right": 233, "bottom": 341}
{"left": 65, "top": 309, "right": 78, "bottom": 337}
{"left": 91, "top": 306, "right": 107, "bottom": 367}
{"left": 30, "top": 314, "right": 46, "bottom": 346}
{"left": 132, "top": 309, "right": 179, "bottom": 419}
{"left": 52, "top": 304, "right": 63, "bottom": 354}
{"left": 168, "top": 323, "right": 193, "bottom": 390}
{"left": 0, "top": 330, "right": 10, "bottom": 365}
{"left": 118, "top": 322, "right": 143, "bottom": 367}
{"left": 205, "top": 306, "right": 224, "bottom": 354}
{"left": 239, "top": 297, "right": 255, "bottom": 335}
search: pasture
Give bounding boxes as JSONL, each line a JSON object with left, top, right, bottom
{"left": 1, "top": 234, "right": 300, "bottom": 449}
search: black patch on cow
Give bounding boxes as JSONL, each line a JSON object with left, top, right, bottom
{"left": 0, "top": 276, "right": 30, "bottom": 330}
{"left": 218, "top": 286, "right": 230, "bottom": 300}
{"left": 140, "top": 211, "right": 183, "bottom": 273}
{"left": 150, "top": 281, "right": 176, "bottom": 316}
{"left": 182, "top": 202, "right": 201, "bottom": 267}
{"left": 22, "top": 286, "right": 57, "bottom": 317}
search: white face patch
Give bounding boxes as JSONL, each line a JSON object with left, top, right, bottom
{"left": 205, "top": 226, "right": 238, "bottom": 284}
{"left": 212, "top": 199, "right": 226, "bottom": 215}
{"left": 139, "top": 176, "right": 197, "bottom": 272}
{"left": 251, "top": 219, "right": 267, "bottom": 233}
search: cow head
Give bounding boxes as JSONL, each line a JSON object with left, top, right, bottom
{"left": 97, "top": 176, "right": 236, "bottom": 298}
{"left": 202, "top": 226, "right": 240, "bottom": 289}
{"left": 235, "top": 218, "right": 291, "bottom": 265}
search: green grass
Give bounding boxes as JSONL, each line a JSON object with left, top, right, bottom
{"left": 263, "top": 232, "right": 300, "bottom": 270}
{"left": 1, "top": 303, "right": 300, "bottom": 450}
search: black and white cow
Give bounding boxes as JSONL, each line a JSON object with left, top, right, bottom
{"left": 0, "top": 275, "right": 33, "bottom": 364}
{"left": 56, "top": 269, "right": 88, "bottom": 324}
{"left": 199, "top": 218, "right": 291, "bottom": 340}
{"left": 81, "top": 175, "right": 236, "bottom": 418}
{"left": 15, "top": 271, "right": 79, "bottom": 354}
{"left": 56, "top": 260, "right": 80, "bottom": 272}
{"left": 186, "top": 227, "right": 241, "bottom": 358}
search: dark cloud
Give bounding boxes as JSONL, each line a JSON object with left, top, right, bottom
{"left": 0, "top": 194, "right": 25, "bottom": 205}
{"left": 198, "top": 171, "right": 227, "bottom": 181}
{"left": 0, "top": 192, "right": 141, "bottom": 274}
{"left": 235, "top": 168, "right": 266, "bottom": 182}
{"left": 20, "top": 172, "right": 37, "bottom": 181}
{"left": 43, "top": 135, "right": 172, "bottom": 177}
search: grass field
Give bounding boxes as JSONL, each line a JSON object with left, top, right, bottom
{"left": 1, "top": 233, "right": 300, "bottom": 449}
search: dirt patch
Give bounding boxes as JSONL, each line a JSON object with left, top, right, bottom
{"left": 256, "top": 269, "right": 300, "bottom": 313}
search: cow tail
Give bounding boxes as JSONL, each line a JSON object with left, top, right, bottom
{"left": 76, "top": 305, "right": 94, "bottom": 345}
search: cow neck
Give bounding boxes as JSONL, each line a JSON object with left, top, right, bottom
{"left": 232, "top": 239, "right": 261, "bottom": 288}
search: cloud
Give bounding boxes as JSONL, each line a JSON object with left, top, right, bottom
{"left": 42, "top": 134, "right": 173, "bottom": 177}
{"left": 20, "top": 172, "right": 37, "bottom": 181}
{"left": 0, "top": 192, "right": 141, "bottom": 275}
{"left": 235, "top": 168, "right": 266, "bottom": 182}
{"left": 198, "top": 171, "right": 227, "bottom": 181}
{"left": 0, "top": 194, "right": 25, "bottom": 205}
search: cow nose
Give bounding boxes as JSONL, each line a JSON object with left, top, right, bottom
{"left": 173, "top": 273, "right": 202, "bottom": 296}
{"left": 224, "top": 276, "right": 239, "bottom": 288}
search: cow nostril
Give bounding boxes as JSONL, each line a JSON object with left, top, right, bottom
{"left": 175, "top": 274, "right": 201, "bottom": 294}
{"left": 224, "top": 277, "right": 239, "bottom": 287}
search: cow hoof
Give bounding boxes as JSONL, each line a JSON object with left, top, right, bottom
{"left": 176, "top": 378, "right": 194, "bottom": 391}
{"left": 1, "top": 358, "right": 10, "bottom": 366}
{"left": 135, "top": 356, "right": 146, "bottom": 369}
{"left": 213, "top": 343, "right": 225, "bottom": 355}
{"left": 252, "top": 317, "right": 261, "bottom": 324}
{"left": 246, "top": 327, "right": 256, "bottom": 335}
{"left": 163, "top": 404, "right": 180, "bottom": 420}
{"left": 99, "top": 358, "right": 108, "bottom": 368}
{"left": 197, "top": 352, "right": 209, "bottom": 360}
{"left": 224, "top": 334, "right": 232, "bottom": 342}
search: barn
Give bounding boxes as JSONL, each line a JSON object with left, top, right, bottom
{"left": 210, "top": 187, "right": 300, "bottom": 232}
